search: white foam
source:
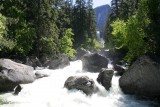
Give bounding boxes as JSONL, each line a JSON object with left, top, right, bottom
{"left": 0, "top": 60, "right": 156, "bottom": 107}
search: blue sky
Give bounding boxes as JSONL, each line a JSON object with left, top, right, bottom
{"left": 93, "top": 0, "right": 111, "bottom": 8}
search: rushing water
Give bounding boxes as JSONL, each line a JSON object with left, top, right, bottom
{"left": 0, "top": 60, "right": 159, "bottom": 107}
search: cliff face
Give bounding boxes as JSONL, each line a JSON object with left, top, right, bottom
{"left": 94, "top": 4, "right": 111, "bottom": 38}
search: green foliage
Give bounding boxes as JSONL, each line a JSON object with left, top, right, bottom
{"left": 25, "top": 0, "right": 60, "bottom": 58}
{"left": 111, "top": 19, "right": 126, "bottom": 48}
{"left": 40, "top": 34, "right": 59, "bottom": 58}
{"left": 14, "top": 22, "right": 35, "bottom": 55}
{"left": 1, "top": 0, "right": 35, "bottom": 55}
{"left": 0, "top": 14, "right": 6, "bottom": 37}
{"left": 60, "top": 28, "right": 76, "bottom": 58}
{"left": 145, "top": 0, "right": 160, "bottom": 54}
{"left": 0, "top": 13, "right": 15, "bottom": 51}
{"left": 124, "top": 15, "right": 149, "bottom": 62}
{"left": 0, "top": 0, "right": 97, "bottom": 59}
{"left": 86, "top": 37, "right": 102, "bottom": 49}
{"left": 72, "top": 0, "right": 97, "bottom": 48}
{"left": 111, "top": 11, "right": 150, "bottom": 62}
{"left": 107, "top": 0, "right": 159, "bottom": 63}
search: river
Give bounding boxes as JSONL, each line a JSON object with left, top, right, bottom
{"left": 0, "top": 60, "right": 159, "bottom": 107}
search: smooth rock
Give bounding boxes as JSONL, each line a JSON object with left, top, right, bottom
{"left": 97, "top": 68, "right": 114, "bottom": 90}
{"left": 64, "top": 76, "right": 98, "bottom": 95}
{"left": 119, "top": 54, "right": 160, "bottom": 98}
{"left": 0, "top": 59, "right": 35, "bottom": 92}
{"left": 82, "top": 53, "right": 108, "bottom": 72}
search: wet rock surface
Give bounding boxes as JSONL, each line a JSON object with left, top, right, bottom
{"left": 64, "top": 76, "right": 98, "bottom": 95}
{"left": 82, "top": 53, "right": 108, "bottom": 72}
{"left": 97, "top": 68, "right": 114, "bottom": 90}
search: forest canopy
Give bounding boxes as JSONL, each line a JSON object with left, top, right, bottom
{"left": 105, "top": 0, "right": 160, "bottom": 63}
{"left": 0, "top": 0, "right": 99, "bottom": 59}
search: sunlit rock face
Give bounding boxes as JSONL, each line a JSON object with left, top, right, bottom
{"left": 94, "top": 4, "right": 111, "bottom": 38}
{"left": 64, "top": 76, "right": 98, "bottom": 95}
{"left": 0, "top": 59, "right": 35, "bottom": 92}
{"left": 119, "top": 54, "right": 160, "bottom": 98}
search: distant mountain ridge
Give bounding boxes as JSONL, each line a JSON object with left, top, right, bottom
{"left": 94, "top": 4, "right": 111, "bottom": 38}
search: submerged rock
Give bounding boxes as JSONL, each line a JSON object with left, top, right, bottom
{"left": 97, "top": 68, "right": 114, "bottom": 90}
{"left": 0, "top": 59, "right": 35, "bottom": 92}
{"left": 82, "top": 53, "right": 108, "bottom": 72}
{"left": 119, "top": 54, "right": 160, "bottom": 98}
{"left": 64, "top": 76, "right": 98, "bottom": 95}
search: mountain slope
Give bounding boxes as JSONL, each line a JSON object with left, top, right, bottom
{"left": 94, "top": 4, "right": 111, "bottom": 38}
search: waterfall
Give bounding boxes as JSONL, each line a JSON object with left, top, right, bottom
{"left": 0, "top": 60, "right": 158, "bottom": 107}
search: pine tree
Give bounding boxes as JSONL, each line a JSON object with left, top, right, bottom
{"left": 111, "top": 0, "right": 121, "bottom": 19}
{"left": 120, "top": 0, "right": 140, "bottom": 20}
{"left": 26, "top": 0, "right": 60, "bottom": 58}
{"left": 1, "top": 0, "right": 35, "bottom": 55}
{"left": 145, "top": 0, "right": 160, "bottom": 55}
{"left": 55, "top": 0, "right": 72, "bottom": 39}
{"left": 64, "top": 0, "right": 74, "bottom": 29}
{"left": 73, "top": 0, "right": 87, "bottom": 48}
{"left": 86, "top": 0, "right": 97, "bottom": 49}
{"left": 65, "top": 0, "right": 73, "bottom": 19}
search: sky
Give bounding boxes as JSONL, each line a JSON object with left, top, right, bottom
{"left": 93, "top": 0, "right": 112, "bottom": 8}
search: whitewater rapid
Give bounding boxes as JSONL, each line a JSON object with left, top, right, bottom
{"left": 0, "top": 60, "right": 158, "bottom": 107}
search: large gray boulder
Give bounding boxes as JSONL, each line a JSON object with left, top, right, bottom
{"left": 64, "top": 76, "right": 98, "bottom": 95}
{"left": 75, "top": 48, "right": 90, "bottom": 60}
{"left": 97, "top": 69, "right": 114, "bottom": 90}
{"left": 82, "top": 53, "right": 108, "bottom": 72}
{"left": 0, "top": 59, "right": 35, "bottom": 92}
{"left": 119, "top": 54, "right": 160, "bottom": 98}
{"left": 42, "top": 54, "right": 70, "bottom": 70}
{"left": 25, "top": 56, "right": 42, "bottom": 69}
{"left": 106, "top": 49, "right": 127, "bottom": 65}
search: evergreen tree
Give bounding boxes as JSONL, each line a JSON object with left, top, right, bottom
{"left": 111, "top": 0, "right": 121, "bottom": 19}
{"left": 145, "top": 0, "right": 160, "bottom": 55}
{"left": 104, "top": 0, "right": 121, "bottom": 48}
{"left": 86, "top": 0, "right": 97, "bottom": 49}
{"left": 73, "top": 0, "right": 87, "bottom": 48}
{"left": 0, "top": 13, "right": 15, "bottom": 52}
{"left": 26, "top": 0, "right": 60, "bottom": 58}
{"left": 120, "top": 0, "right": 140, "bottom": 20}
{"left": 60, "top": 28, "right": 76, "bottom": 58}
{"left": 65, "top": 0, "right": 73, "bottom": 22}
{"left": 1, "top": 0, "right": 35, "bottom": 55}
{"left": 55, "top": 0, "right": 72, "bottom": 39}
